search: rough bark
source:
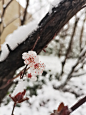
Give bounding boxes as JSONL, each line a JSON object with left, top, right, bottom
{"left": 0, "top": 0, "right": 86, "bottom": 102}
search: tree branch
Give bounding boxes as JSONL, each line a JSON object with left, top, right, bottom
{"left": 21, "top": 0, "right": 29, "bottom": 25}
{"left": 60, "top": 16, "right": 79, "bottom": 76}
{"left": 56, "top": 47, "right": 86, "bottom": 89}
{"left": 0, "top": 0, "right": 86, "bottom": 102}
{"left": 70, "top": 96, "right": 86, "bottom": 112}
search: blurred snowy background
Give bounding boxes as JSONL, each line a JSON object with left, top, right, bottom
{"left": 0, "top": 0, "right": 86, "bottom": 115}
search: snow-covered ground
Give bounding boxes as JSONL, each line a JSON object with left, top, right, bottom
{"left": 0, "top": 56, "right": 86, "bottom": 115}
{"left": 0, "top": 0, "right": 86, "bottom": 115}
{"left": 0, "top": 81, "right": 86, "bottom": 115}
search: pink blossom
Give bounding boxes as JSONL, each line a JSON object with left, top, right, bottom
{"left": 22, "top": 51, "right": 39, "bottom": 66}
{"left": 22, "top": 52, "right": 29, "bottom": 59}
{"left": 27, "top": 73, "right": 32, "bottom": 78}
{"left": 27, "top": 73, "right": 37, "bottom": 81}
{"left": 30, "top": 62, "right": 46, "bottom": 75}
{"left": 22, "top": 51, "right": 46, "bottom": 78}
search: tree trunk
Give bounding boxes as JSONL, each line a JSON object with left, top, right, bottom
{"left": 0, "top": 0, "right": 86, "bottom": 102}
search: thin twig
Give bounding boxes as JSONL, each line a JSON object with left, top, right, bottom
{"left": 32, "top": 36, "right": 40, "bottom": 51}
{"left": 79, "top": 12, "right": 85, "bottom": 52}
{"left": 0, "top": 66, "right": 30, "bottom": 90}
{"left": 5, "top": 0, "right": 13, "bottom": 9}
{"left": 11, "top": 102, "right": 16, "bottom": 115}
{"left": 60, "top": 16, "right": 79, "bottom": 76}
{"left": 0, "top": 0, "right": 13, "bottom": 45}
{"left": 1, "top": 0, "right": 13, "bottom": 23}
{"left": 71, "top": 71, "right": 86, "bottom": 77}
{"left": 50, "top": 95, "right": 86, "bottom": 115}
{"left": 20, "top": 65, "right": 27, "bottom": 79}
{"left": 21, "top": 0, "right": 29, "bottom": 25}
{"left": 74, "top": 59, "right": 86, "bottom": 72}
{"left": 56, "top": 48, "right": 86, "bottom": 89}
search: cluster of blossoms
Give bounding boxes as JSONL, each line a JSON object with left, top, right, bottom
{"left": 9, "top": 51, "right": 45, "bottom": 114}
{"left": 22, "top": 51, "right": 46, "bottom": 81}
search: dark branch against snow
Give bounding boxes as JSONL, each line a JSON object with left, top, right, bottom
{"left": 0, "top": 0, "right": 86, "bottom": 101}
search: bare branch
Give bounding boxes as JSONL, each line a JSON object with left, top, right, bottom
{"left": 0, "top": 0, "right": 13, "bottom": 49}
{"left": 57, "top": 47, "right": 86, "bottom": 89}
{"left": 74, "top": 57, "right": 86, "bottom": 72}
{"left": 0, "top": 0, "right": 86, "bottom": 102}
{"left": 50, "top": 96, "right": 86, "bottom": 115}
{"left": 11, "top": 102, "right": 16, "bottom": 115}
{"left": 79, "top": 11, "right": 86, "bottom": 52}
{"left": 60, "top": 16, "right": 79, "bottom": 76}
{"left": 5, "top": 0, "right": 13, "bottom": 9}
{"left": 72, "top": 71, "right": 86, "bottom": 77}
{"left": 1, "top": 0, "right": 13, "bottom": 19}
{"left": 21, "top": 0, "right": 29, "bottom": 25}
{"left": 70, "top": 96, "right": 86, "bottom": 112}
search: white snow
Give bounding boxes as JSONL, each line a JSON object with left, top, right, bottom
{"left": 49, "top": 0, "right": 63, "bottom": 14}
{"left": 0, "top": 18, "right": 2, "bottom": 22}
{"left": 0, "top": 20, "right": 38, "bottom": 61}
{"left": 16, "top": 0, "right": 26, "bottom": 8}
{"left": 17, "top": 0, "right": 50, "bottom": 21}
{"left": 39, "top": 56, "right": 62, "bottom": 74}
{"left": 11, "top": 79, "right": 27, "bottom": 97}
{"left": 1, "top": 0, "right": 84, "bottom": 62}
{"left": 1, "top": 75, "right": 86, "bottom": 115}
{"left": 0, "top": 1, "right": 86, "bottom": 115}
{"left": 3, "top": 4, "right": 6, "bottom": 8}
{"left": 0, "top": 57, "right": 86, "bottom": 115}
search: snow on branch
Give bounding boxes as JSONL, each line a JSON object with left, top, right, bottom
{"left": 0, "top": 0, "right": 64, "bottom": 62}
{"left": 0, "top": 20, "right": 38, "bottom": 61}
{"left": 49, "top": 0, "right": 64, "bottom": 14}
{"left": 0, "top": 0, "right": 86, "bottom": 102}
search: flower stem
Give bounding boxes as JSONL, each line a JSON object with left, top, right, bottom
{"left": 32, "top": 36, "right": 40, "bottom": 51}
{"left": 0, "top": 66, "right": 30, "bottom": 90}
{"left": 20, "top": 65, "right": 27, "bottom": 79}
{"left": 11, "top": 102, "right": 16, "bottom": 115}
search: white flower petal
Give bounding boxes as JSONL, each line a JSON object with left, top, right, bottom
{"left": 22, "top": 52, "right": 29, "bottom": 59}
{"left": 30, "top": 67, "right": 34, "bottom": 74}
{"left": 35, "top": 56, "right": 39, "bottom": 63}
{"left": 28, "top": 51, "right": 37, "bottom": 56}
{"left": 24, "top": 59, "right": 29, "bottom": 65}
